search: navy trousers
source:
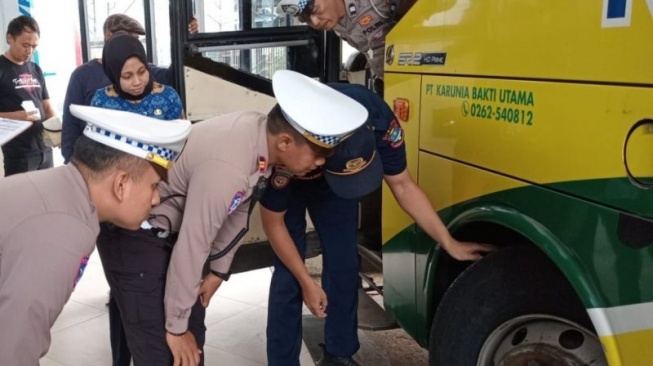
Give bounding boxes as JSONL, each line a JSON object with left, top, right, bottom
{"left": 97, "top": 224, "right": 206, "bottom": 366}
{"left": 266, "top": 177, "right": 360, "bottom": 366}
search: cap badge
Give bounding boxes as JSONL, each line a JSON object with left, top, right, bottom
{"left": 327, "top": 150, "right": 376, "bottom": 176}
{"left": 345, "top": 158, "right": 366, "bottom": 173}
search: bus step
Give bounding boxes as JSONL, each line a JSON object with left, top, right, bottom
{"left": 357, "top": 288, "right": 398, "bottom": 331}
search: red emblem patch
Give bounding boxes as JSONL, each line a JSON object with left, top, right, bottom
{"left": 383, "top": 119, "right": 404, "bottom": 148}
{"left": 358, "top": 15, "right": 372, "bottom": 26}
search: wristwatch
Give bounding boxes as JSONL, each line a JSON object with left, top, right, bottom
{"left": 211, "top": 270, "right": 231, "bottom": 281}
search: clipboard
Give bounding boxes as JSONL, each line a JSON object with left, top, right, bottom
{"left": 0, "top": 118, "right": 32, "bottom": 146}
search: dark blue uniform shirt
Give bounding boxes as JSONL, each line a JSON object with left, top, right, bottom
{"left": 261, "top": 82, "right": 407, "bottom": 212}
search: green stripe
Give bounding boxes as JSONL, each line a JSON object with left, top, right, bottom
{"left": 383, "top": 179, "right": 653, "bottom": 345}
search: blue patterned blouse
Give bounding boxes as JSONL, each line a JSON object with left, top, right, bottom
{"left": 90, "top": 82, "right": 183, "bottom": 120}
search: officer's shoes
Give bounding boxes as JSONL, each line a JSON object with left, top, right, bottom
{"left": 317, "top": 348, "right": 361, "bottom": 366}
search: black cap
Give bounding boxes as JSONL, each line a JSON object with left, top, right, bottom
{"left": 324, "top": 125, "right": 383, "bottom": 199}
{"left": 103, "top": 14, "right": 146, "bottom": 35}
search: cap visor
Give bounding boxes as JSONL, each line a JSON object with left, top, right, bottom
{"left": 324, "top": 153, "right": 384, "bottom": 199}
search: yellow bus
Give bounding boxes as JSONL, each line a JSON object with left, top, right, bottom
{"left": 382, "top": 0, "right": 653, "bottom": 364}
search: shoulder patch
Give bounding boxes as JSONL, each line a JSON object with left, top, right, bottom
{"left": 228, "top": 191, "right": 246, "bottom": 214}
{"left": 73, "top": 254, "right": 90, "bottom": 288}
{"left": 383, "top": 119, "right": 404, "bottom": 148}
{"left": 271, "top": 168, "right": 293, "bottom": 189}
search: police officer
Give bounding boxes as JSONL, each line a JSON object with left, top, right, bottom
{"left": 277, "top": 0, "right": 412, "bottom": 92}
{"left": 95, "top": 70, "right": 368, "bottom": 366}
{"left": 0, "top": 105, "right": 191, "bottom": 365}
{"left": 260, "top": 82, "right": 495, "bottom": 366}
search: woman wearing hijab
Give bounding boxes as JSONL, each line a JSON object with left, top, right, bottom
{"left": 91, "top": 32, "right": 183, "bottom": 120}
{"left": 90, "top": 32, "right": 189, "bottom": 366}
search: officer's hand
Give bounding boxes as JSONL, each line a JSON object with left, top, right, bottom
{"left": 166, "top": 331, "right": 201, "bottom": 366}
{"left": 442, "top": 239, "right": 496, "bottom": 261}
{"left": 302, "top": 281, "right": 328, "bottom": 318}
{"left": 188, "top": 16, "right": 199, "bottom": 34}
{"left": 9, "top": 110, "right": 39, "bottom": 122}
{"left": 198, "top": 272, "right": 223, "bottom": 307}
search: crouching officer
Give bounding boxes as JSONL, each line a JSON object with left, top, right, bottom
{"left": 261, "top": 83, "right": 495, "bottom": 366}
{"left": 95, "top": 69, "right": 368, "bottom": 366}
{"left": 0, "top": 105, "right": 191, "bottom": 366}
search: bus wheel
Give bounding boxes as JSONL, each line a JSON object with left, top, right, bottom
{"left": 428, "top": 245, "right": 608, "bottom": 366}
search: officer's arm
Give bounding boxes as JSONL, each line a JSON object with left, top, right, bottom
{"left": 164, "top": 162, "right": 245, "bottom": 334}
{"left": 368, "top": 36, "right": 387, "bottom": 78}
{"left": 384, "top": 169, "right": 494, "bottom": 261}
{"left": 260, "top": 206, "right": 314, "bottom": 287}
{"left": 364, "top": 4, "right": 395, "bottom": 78}
{"left": 0, "top": 215, "right": 94, "bottom": 365}
{"left": 42, "top": 99, "right": 56, "bottom": 120}
{"left": 260, "top": 206, "right": 327, "bottom": 317}
{"left": 384, "top": 168, "right": 456, "bottom": 248}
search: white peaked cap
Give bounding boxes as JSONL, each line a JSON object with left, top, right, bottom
{"left": 70, "top": 105, "right": 192, "bottom": 169}
{"left": 272, "top": 70, "right": 368, "bottom": 149}
{"left": 276, "top": 0, "right": 311, "bottom": 16}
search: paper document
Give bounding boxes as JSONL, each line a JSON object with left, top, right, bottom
{"left": 0, "top": 118, "right": 32, "bottom": 146}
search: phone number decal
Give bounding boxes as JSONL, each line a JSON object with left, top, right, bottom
{"left": 462, "top": 102, "right": 534, "bottom": 126}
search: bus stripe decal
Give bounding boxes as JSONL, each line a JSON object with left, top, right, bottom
{"left": 588, "top": 303, "right": 653, "bottom": 336}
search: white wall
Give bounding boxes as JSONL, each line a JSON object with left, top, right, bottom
{"left": 0, "top": 0, "right": 23, "bottom": 54}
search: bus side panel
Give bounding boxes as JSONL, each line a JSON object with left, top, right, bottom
{"left": 386, "top": 0, "right": 653, "bottom": 85}
{"left": 382, "top": 73, "right": 422, "bottom": 337}
{"left": 420, "top": 75, "right": 653, "bottom": 218}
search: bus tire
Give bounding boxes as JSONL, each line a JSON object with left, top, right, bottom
{"left": 428, "top": 245, "right": 607, "bottom": 366}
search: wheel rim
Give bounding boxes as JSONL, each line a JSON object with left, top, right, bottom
{"left": 477, "top": 314, "right": 607, "bottom": 366}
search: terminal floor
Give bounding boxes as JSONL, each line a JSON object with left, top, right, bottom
{"left": 41, "top": 256, "right": 316, "bottom": 366}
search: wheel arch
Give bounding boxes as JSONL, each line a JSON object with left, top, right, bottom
{"left": 420, "top": 203, "right": 607, "bottom": 346}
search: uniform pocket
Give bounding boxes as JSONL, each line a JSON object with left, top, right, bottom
{"left": 113, "top": 272, "right": 165, "bottom": 324}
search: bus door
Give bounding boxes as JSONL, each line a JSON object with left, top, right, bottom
{"left": 169, "top": 0, "right": 341, "bottom": 119}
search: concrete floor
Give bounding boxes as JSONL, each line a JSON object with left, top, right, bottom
{"left": 41, "top": 253, "right": 428, "bottom": 366}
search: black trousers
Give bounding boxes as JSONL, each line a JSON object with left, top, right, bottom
{"left": 97, "top": 224, "right": 206, "bottom": 366}
{"left": 3, "top": 147, "right": 53, "bottom": 177}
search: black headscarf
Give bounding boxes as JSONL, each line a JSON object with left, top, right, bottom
{"left": 102, "top": 33, "right": 153, "bottom": 101}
